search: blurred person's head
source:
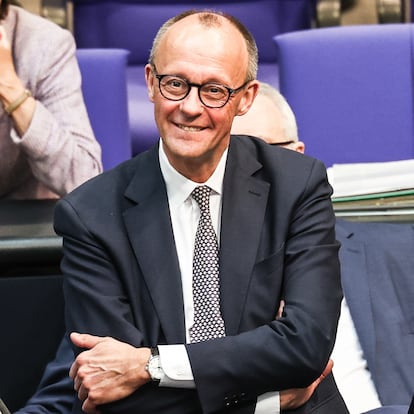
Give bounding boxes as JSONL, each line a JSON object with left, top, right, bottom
{"left": 231, "top": 81, "right": 305, "bottom": 153}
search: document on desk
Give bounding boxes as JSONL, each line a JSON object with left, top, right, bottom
{"left": 328, "top": 159, "right": 414, "bottom": 199}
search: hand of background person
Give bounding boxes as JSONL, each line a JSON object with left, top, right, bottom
{"left": 0, "top": 25, "right": 25, "bottom": 101}
{"left": 70, "top": 332, "right": 152, "bottom": 414}
{"left": 0, "top": 25, "right": 35, "bottom": 135}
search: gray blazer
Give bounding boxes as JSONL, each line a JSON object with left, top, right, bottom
{"left": 337, "top": 219, "right": 414, "bottom": 406}
{"left": 1, "top": 5, "right": 101, "bottom": 199}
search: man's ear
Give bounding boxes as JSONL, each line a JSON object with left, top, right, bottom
{"left": 293, "top": 141, "right": 306, "bottom": 154}
{"left": 145, "top": 64, "right": 155, "bottom": 102}
{"left": 236, "top": 80, "right": 260, "bottom": 116}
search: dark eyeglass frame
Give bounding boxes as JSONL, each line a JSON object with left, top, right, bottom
{"left": 269, "top": 140, "right": 295, "bottom": 146}
{"left": 153, "top": 68, "right": 250, "bottom": 109}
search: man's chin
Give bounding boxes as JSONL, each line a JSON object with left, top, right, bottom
{"left": 163, "top": 134, "right": 208, "bottom": 155}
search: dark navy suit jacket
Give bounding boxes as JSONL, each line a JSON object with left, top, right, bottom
{"left": 18, "top": 217, "right": 414, "bottom": 414}
{"left": 53, "top": 136, "right": 346, "bottom": 414}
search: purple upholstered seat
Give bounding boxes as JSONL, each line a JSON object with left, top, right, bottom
{"left": 76, "top": 48, "right": 132, "bottom": 170}
{"left": 72, "top": 0, "right": 315, "bottom": 155}
{"left": 274, "top": 23, "right": 414, "bottom": 167}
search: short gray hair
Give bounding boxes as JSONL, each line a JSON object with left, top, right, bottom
{"left": 149, "top": 9, "right": 258, "bottom": 82}
{"left": 258, "top": 82, "right": 298, "bottom": 142}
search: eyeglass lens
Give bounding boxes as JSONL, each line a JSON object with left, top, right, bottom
{"left": 158, "top": 75, "right": 230, "bottom": 108}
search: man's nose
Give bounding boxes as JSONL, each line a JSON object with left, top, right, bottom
{"left": 179, "top": 86, "right": 204, "bottom": 115}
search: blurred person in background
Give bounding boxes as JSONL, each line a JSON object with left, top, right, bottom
{"left": 231, "top": 80, "right": 304, "bottom": 153}
{"left": 232, "top": 81, "right": 413, "bottom": 414}
{"left": 0, "top": 0, "right": 102, "bottom": 200}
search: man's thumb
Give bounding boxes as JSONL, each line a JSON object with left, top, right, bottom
{"left": 70, "top": 332, "right": 104, "bottom": 349}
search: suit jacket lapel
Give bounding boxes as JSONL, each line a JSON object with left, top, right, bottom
{"left": 120, "top": 139, "right": 270, "bottom": 341}
{"left": 220, "top": 138, "right": 270, "bottom": 335}
{"left": 123, "top": 148, "right": 186, "bottom": 343}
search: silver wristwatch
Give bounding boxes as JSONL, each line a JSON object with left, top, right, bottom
{"left": 145, "top": 347, "right": 163, "bottom": 382}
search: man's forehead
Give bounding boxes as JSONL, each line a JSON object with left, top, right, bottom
{"left": 162, "top": 13, "right": 244, "bottom": 52}
{"left": 156, "top": 17, "right": 248, "bottom": 82}
{"left": 170, "top": 12, "right": 226, "bottom": 30}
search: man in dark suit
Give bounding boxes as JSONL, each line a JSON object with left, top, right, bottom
{"left": 53, "top": 9, "right": 347, "bottom": 414}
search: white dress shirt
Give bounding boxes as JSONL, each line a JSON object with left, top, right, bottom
{"left": 331, "top": 299, "right": 381, "bottom": 414}
{"left": 326, "top": 169, "right": 382, "bottom": 412}
{"left": 157, "top": 141, "right": 280, "bottom": 413}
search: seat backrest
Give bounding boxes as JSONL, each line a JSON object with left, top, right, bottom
{"left": 72, "top": 1, "right": 315, "bottom": 156}
{"left": 72, "top": 0, "right": 313, "bottom": 66}
{"left": 76, "top": 48, "right": 132, "bottom": 170}
{"left": 274, "top": 23, "right": 414, "bottom": 167}
{"left": 0, "top": 199, "right": 63, "bottom": 412}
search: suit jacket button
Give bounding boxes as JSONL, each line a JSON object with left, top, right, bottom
{"left": 224, "top": 396, "right": 230, "bottom": 407}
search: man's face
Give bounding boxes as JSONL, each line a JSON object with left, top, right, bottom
{"left": 145, "top": 14, "right": 258, "bottom": 181}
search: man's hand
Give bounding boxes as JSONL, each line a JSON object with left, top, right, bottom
{"left": 280, "top": 359, "right": 334, "bottom": 410}
{"left": 70, "top": 332, "right": 151, "bottom": 414}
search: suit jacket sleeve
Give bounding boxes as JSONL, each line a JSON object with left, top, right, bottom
{"left": 186, "top": 146, "right": 342, "bottom": 413}
{"left": 14, "top": 335, "right": 74, "bottom": 414}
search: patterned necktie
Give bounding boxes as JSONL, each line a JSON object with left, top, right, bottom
{"left": 190, "top": 185, "right": 225, "bottom": 343}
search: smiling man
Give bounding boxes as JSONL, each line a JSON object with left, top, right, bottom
{"left": 54, "top": 10, "right": 348, "bottom": 414}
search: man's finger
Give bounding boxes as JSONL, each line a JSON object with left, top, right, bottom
{"left": 82, "top": 397, "right": 99, "bottom": 414}
{"left": 70, "top": 332, "right": 105, "bottom": 349}
{"left": 315, "top": 359, "right": 334, "bottom": 386}
{"left": 69, "top": 357, "right": 80, "bottom": 381}
{"left": 276, "top": 299, "right": 285, "bottom": 319}
{"left": 321, "top": 359, "right": 334, "bottom": 379}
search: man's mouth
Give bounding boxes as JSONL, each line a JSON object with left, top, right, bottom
{"left": 177, "top": 124, "right": 205, "bottom": 132}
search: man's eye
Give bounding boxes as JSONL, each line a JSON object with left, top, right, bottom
{"left": 166, "top": 79, "right": 185, "bottom": 89}
{"left": 204, "top": 85, "right": 226, "bottom": 95}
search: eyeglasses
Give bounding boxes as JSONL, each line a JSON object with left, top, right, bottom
{"left": 269, "top": 140, "right": 295, "bottom": 146}
{"left": 153, "top": 70, "right": 250, "bottom": 109}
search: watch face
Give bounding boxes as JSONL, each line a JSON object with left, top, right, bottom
{"left": 148, "top": 355, "right": 163, "bottom": 380}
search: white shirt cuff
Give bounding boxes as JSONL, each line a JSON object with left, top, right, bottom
{"left": 158, "top": 344, "right": 280, "bottom": 414}
{"left": 255, "top": 392, "right": 280, "bottom": 414}
{"left": 158, "top": 344, "right": 195, "bottom": 388}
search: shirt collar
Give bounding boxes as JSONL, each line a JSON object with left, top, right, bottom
{"left": 159, "top": 141, "right": 228, "bottom": 208}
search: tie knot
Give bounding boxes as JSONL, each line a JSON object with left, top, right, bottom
{"left": 192, "top": 185, "right": 211, "bottom": 213}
